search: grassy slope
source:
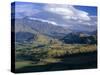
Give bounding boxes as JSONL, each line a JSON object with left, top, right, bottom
{"left": 15, "top": 44, "right": 97, "bottom": 72}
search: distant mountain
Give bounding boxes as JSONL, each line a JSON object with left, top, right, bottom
{"left": 12, "top": 17, "right": 70, "bottom": 43}
{"left": 61, "top": 33, "right": 97, "bottom": 44}
{"left": 15, "top": 32, "right": 36, "bottom": 43}
{"left": 12, "top": 17, "right": 97, "bottom": 44}
{"left": 14, "top": 17, "right": 71, "bottom": 38}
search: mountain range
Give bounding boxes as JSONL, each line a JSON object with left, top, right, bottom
{"left": 11, "top": 17, "right": 97, "bottom": 44}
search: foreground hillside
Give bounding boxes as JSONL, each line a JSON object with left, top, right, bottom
{"left": 16, "top": 51, "right": 97, "bottom": 73}
{"left": 15, "top": 43, "right": 97, "bottom": 73}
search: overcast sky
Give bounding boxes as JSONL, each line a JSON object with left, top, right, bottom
{"left": 11, "top": 2, "right": 97, "bottom": 31}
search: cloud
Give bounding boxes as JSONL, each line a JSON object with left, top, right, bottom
{"left": 15, "top": 3, "right": 91, "bottom": 22}
{"left": 29, "top": 17, "right": 58, "bottom": 25}
{"left": 15, "top": 4, "right": 41, "bottom": 17}
{"left": 44, "top": 4, "right": 91, "bottom": 21}
{"left": 14, "top": 2, "right": 97, "bottom": 31}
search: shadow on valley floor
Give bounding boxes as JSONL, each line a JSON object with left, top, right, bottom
{"left": 15, "top": 51, "right": 97, "bottom": 73}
